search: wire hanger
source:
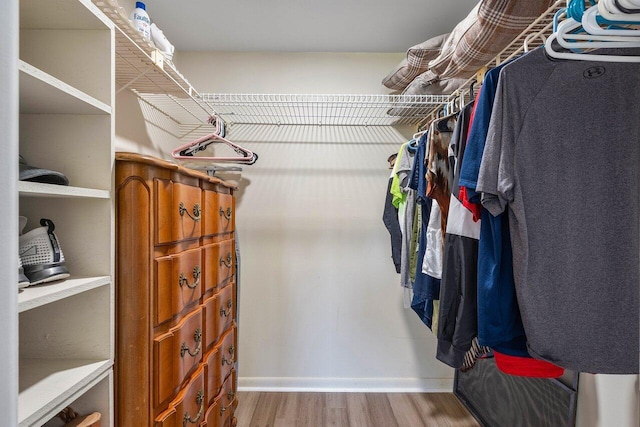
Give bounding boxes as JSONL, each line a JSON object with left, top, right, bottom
{"left": 172, "top": 132, "right": 258, "bottom": 164}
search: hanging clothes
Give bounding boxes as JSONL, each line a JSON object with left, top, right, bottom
{"left": 408, "top": 132, "right": 436, "bottom": 328}
{"left": 435, "top": 101, "right": 488, "bottom": 369}
{"left": 459, "top": 56, "right": 564, "bottom": 378}
{"left": 476, "top": 46, "right": 639, "bottom": 374}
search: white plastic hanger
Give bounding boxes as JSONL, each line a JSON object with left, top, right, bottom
{"left": 556, "top": 16, "right": 640, "bottom": 49}
{"left": 582, "top": 4, "right": 640, "bottom": 36}
{"left": 598, "top": 0, "right": 640, "bottom": 21}
{"left": 524, "top": 32, "right": 547, "bottom": 52}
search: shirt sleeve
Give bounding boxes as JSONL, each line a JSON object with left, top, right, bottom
{"left": 476, "top": 73, "right": 517, "bottom": 217}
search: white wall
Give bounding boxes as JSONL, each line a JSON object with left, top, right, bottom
{"left": 170, "top": 51, "right": 455, "bottom": 391}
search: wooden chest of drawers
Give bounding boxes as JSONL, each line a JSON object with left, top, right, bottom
{"left": 115, "top": 153, "right": 238, "bottom": 427}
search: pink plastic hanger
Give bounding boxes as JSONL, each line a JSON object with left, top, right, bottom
{"left": 172, "top": 115, "right": 258, "bottom": 164}
{"left": 171, "top": 132, "right": 258, "bottom": 164}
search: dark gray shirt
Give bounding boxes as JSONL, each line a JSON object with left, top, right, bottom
{"left": 477, "top": 47, "right": 639, "bottom": 374}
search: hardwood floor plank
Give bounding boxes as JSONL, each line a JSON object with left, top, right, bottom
{"left": 236, "top": 391, "right": 478, "bottom": 427}
{"left": 236, "top": 392, "right": 260, "bottom": 427}
{"left": 275, "top": 392, "right": 300, "bottom": 420}
{"left": 249, "top": 392, "right": 283, "bottom": 427}
{"left": 324, "top": 407, "right": 350, "bottom": 427}
{"left": 364, "top": 393, "right": 399, "bottom": 427}
{"left": 324, "top": 392, "right": 347, "bottom": 409}
{"left": 411, "top": 393, "right": 480, "bottom": 427}
{"left": 387, "top": 392, "right": 427, "bottom": 427}
{"left": 346, "top": 393, "right": 373, "bottom": 427}
{"left": 296, "top": 392, "right": 325, "bottom": 427}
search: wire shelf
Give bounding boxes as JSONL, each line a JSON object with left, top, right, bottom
{"left": 418, "top": 0, "right": 566, "bottom": 129}
{"left": 199, "top": 93, "right": 451, "bottom": 126}
{"left": 94, "top": 0, "right": 565, "bottom": 131}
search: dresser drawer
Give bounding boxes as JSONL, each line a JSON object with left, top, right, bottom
{"left": 216, "top": 283, "right": 235, "bottom": 339}
{"left": 154, "top": 308, "right": 203, "bottom": 407}
{"left": 219, "top": 324, "right": 237, "bottom": 385}
{"left": 156, "top": 180, "right": 202, "bottom": 245}
{"left": 201, "top": 373, "right": 236, "bottom": 427}
{"left": 202, "top": 282, "right": 234, "bottom": 352}
{"left": 155, "top": 247, "right": 202, "bottom": 326}
{"left": 155, "top": 366, "right": 206, "bottom": 427}
{"left": 204, "top": 327, "right": 236, "bottom": 402}
{"left": 202, "top": 240, "right": 235, "bottom": 294}
{"left": 203, "top": 190, "right": 235, "bottom": 237}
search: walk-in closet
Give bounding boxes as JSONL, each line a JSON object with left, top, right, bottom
{"left": 2, "top": 0, "right": 639, "bottom": 426}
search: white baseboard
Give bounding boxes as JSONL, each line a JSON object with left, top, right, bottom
{"left": 238, "top": 377, "right": 454, "bottom": 393}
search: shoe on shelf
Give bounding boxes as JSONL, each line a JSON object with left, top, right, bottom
{"left": 18, "top": 258, "right": 30, "bottom": 289}
{"left": 19, "top": 218, "right": 70, "bottom": 285}
{"left": 57, "top": 407, "right": 101, "bottom": 427}
{"left": 66, "top": 412, "right": 101, "bottom": 427}
{"left": 18, "top": 216, "right": 30, "bottom": 289}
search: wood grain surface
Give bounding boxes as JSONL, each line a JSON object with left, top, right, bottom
{"left": 235, "top": 392, "right": 480, "bottom": 427}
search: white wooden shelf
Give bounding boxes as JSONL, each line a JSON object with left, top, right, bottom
{"left": 19, "top": 276, "right": 111, "bottom": 313}
{"left": 20, "top": 0, "right": 110, "bottom": 30}
{"left": 19, "top": 60, "right": 111, "bottom": 115}
{"left": 18, "top": 358, "right": 112, "bottom": 427}
{"left": 19, "top": 181, "right": 111, "bottom": 199}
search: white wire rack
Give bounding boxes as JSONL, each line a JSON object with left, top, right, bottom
{"left": 199, "top": 93, "right": 450, "bottom": 127}
{"left": 418, "top": 0, "right": 566, "bottom": 129}
{"left": 93, "top": 0, "right": 566, "bottom": 131}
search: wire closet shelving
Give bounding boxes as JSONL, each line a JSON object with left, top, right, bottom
{"left": 92, "top": 0, "right": 566, "bottom": 133}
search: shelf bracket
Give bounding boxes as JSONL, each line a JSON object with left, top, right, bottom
{"left": 115, "top": 65, "right": 154, "bottom": 95}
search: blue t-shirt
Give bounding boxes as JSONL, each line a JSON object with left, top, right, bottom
{"left": 458, "top": 58, "right": 528, "bottom": 352}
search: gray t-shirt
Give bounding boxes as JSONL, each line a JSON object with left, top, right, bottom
{"left": 477, "top": 47, "right": 639, "bottom": 374}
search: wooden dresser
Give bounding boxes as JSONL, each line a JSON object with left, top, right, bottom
{"left": 115, "top": 153, "right": 238, "bottom": 427}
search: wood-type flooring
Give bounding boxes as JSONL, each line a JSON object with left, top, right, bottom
{"left": 235, "top": 392, "right": 481, "bottom": 427}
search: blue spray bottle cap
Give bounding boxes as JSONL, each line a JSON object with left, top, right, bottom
{"left": 135, "top": 2, "right": 146, "bottom": 10}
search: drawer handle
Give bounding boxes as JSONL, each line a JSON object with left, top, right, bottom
{"left": 220, "top": 300, "right": 233, "bottom": 317}
{"left": 219, "top": 206, "right": 233, "bottom": 220}
{"left": 182, "top": 390, "right": 205, "bottom": 427}
{"left": 180, "top": 328, "right": 202, "bottom": 358}
{"left": 179, "top": 202, "right": 201, "bottom": 222}
{"left": 222, "top": 345, "right": 235, "bottom": 366}
{"left": 179, "top": 266, "right": 201, "bottom": 290}
{"left": 219, "top": 391, "right": 236, "bottom": 416}
{"left": 219, "top": 253, "right": 233, "bottom": 268}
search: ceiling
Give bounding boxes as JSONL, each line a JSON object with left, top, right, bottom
{"left": 146, "top": 0, "right": 479, "bottom": 53}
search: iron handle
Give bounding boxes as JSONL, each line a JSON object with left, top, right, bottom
{"left": 220, "top": 300, "right": 233, "bottom": 317}
{"left": 219, "top": 206, "right": 232, "bottom": 220}
{"left": 180, "top": 328, "right": 202, "bottom": 358}
{"left": 219, "top": 391, "right": 236, "bottom": 416}
{"left": 179, "top": 266, "right": 201, "bottom": 289}
{"left": 219, "top": 253, "right": 232, "bottom": 268}
{"left": 221, "top": 345, "right": 235, "bottom": 366}
{"left": 179, "top": 202, "right": 201, "bottom": 222}
{"left": 182, "top": 390, "right": 205, "bottom": 426}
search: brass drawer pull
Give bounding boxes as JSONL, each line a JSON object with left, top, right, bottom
{"left": 219, "top": 391, "right": 236, "bottom": 416}
{"left": 179, "top": 202, "right": 201, "bottom": 222}
{"left": 221, "top": 345, "right": 235, "bottom": 366}
{"left": 219, "top": 253, "right": 232, "bottom": 268}
{"left": 179, "top": 266, "right": 201, "bottom": 289}
{"left": 180, "top": 328, "right": 202, "bottom": 358}
{"left": 220, "top": 300, "right": 233, "bottom": 317}
{"left": 182, "top": 390, "right": 204, "bottom": 426}
{"left": 219, "top": 206, "right": 232, "bottom": 220}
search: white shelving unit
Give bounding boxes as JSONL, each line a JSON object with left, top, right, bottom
{"left": 14, "top": 0, "right": 115, "bottom": 426}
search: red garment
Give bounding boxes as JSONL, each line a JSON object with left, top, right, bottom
{"left": 494, "top": 351, "right": 565, "bottom": 378}
{"left": 460, "top": 186, "right": 482, "bottom": 222}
